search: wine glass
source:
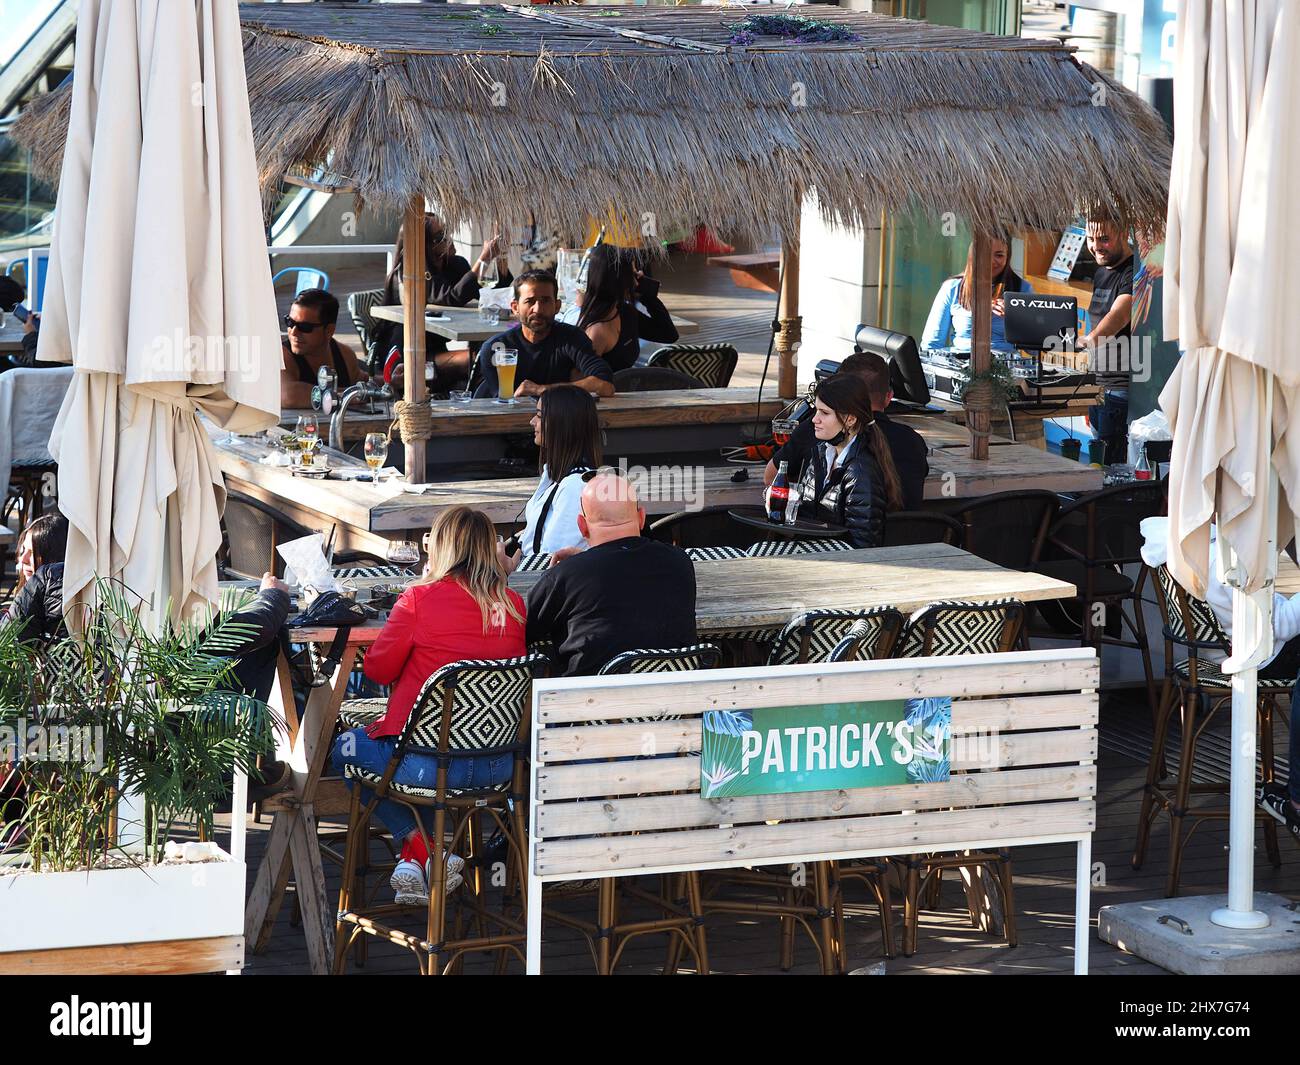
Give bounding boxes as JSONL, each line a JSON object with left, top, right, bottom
{"left": 363, "top": 433, "right": 389, "bottom": 481}
{"left": 386, "top": 540, "right": 420, "bottom": 578}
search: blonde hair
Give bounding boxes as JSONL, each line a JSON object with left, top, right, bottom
{"left": 413, "top": 507, "right": 524, "bottom": 632}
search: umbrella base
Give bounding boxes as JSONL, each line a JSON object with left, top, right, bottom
{"left": 1099, "top": 892, "right": 1300, "bottom": 974}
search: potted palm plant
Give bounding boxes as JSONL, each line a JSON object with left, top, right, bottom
{"left": 0, "top": 581, "right": 278, "bottom": 974}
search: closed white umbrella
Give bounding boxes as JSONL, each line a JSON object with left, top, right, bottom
{"left": 38, "top": 0, "right": 280, "bottom": 625}
{"left": 1161, "top": 0, "right": 1300, "bottom": 927}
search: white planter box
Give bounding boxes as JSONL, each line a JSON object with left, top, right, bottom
{"left": 0, "top": 850, "right": 245, "bottom": 955}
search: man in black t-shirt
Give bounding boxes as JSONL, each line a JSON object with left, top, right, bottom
{"left": 765, "top": 351, "right": 929, "bottom": 509}
{"left": 472, "top": 270, "right": 615, "bottom": 399}
{"left": 1082, "top": 219, "right": 1136, "bottom": 465}
{"left": 521, "top": 472, "right": 696, "bottom": 677}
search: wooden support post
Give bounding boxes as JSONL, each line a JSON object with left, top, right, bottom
{"left": 968, "top": 231, "right": 993, "bottom": 461}
{"left": 401, "top": 199, "right": 428, "bottom": 478}
{"left": 776, "top": 207, "right": 802, "bottom": 400}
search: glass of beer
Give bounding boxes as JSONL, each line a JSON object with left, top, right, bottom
{"left": 363, "top": 433, "right": 389, "bottom": 481}
{"left": 296, "top": 414, "right": 319, "bottom": 466}
{"left": 493, "top": 347, "right": 519, "bottom": 404}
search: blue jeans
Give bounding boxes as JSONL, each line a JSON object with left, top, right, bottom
{"left": 329, "top": 728, "right": 513, "bottom": 843}
{"left": 1088, "top": 391, "right": 1129, "bottom": 466}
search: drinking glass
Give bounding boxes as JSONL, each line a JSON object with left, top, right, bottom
{"left": 479, "top": 257, "right": 499, "bottom": 288}
{"left": 296, "top": 414, "right": 319, "bottom": 466}
{"left": 449, "top": 390, "right": 472, "bottom": 403}
{"left": 364, "top": 433, "right": 389, "bottom": 480}
{"left": 771, "top": 418, "right": 799, "bottom": 447}
{"left": 492, "top": 347, "right": 519, "bottom": 404}
{"left": 784, "top": 486, "right": 803, "bottom": 526}
{"left": 386, "top": 540, "right": 420, "bottom": 577}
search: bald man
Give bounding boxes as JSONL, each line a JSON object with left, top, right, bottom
{"left": 524, "top": 472, "right": 697, "bottom": 676}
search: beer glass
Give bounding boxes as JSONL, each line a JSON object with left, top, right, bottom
{"left": 493, "top": 348, "right": 519, "bottom": 404}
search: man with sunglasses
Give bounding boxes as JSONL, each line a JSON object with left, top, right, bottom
{"left": 279, "top": 288, "right": 363, "bottom": 409}
{"left": 524, "top": 471, "right": 696, "bottom": 677}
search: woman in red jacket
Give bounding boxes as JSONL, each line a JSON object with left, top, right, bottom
{"left": 330, "top": 506, "right": 526, "bottom": 905}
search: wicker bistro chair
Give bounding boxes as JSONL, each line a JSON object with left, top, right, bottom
{"left": 766, "top": 607, "right": 906, "bottom": 667}
{"left": 881, "top": 510, "right": 964, "bottom": 548}
{"left": 647, "top": 343, "right": 739, "bottom": 389}
{"left": 347, "top": 288, "right": 385, "bottom": 372}
{"left": 515, "top": 551, "right": 552, "bottom": 573}
{"left": 702, "top": 611, "right": 905, "bottom": 972}
{"left": 685, "top": 545, "right": 746, "bottom": 563}
{"left": 745, "top": 538, "right": 852, "bottom": 558}
{"left": 648, "top": 505, "right": 758, "bottom": 551}
{"left": 890, "top": 598, "right": 1028, "bottom": 957}
{"left": 332, "top": 653, "right": 549, "bottom": 976}
{"left": 952, "top": 490, "right": 1060, "bottom": 572}
{"left": 1132, "top": 566, "right": 1284, "bottom": 896}
{"left": 613, "top": 366, "right": 704, "bottom": 392}
{"left": 543, "top": 644, "right": 721, "bottom": 975}
{"left": 1033, "top": 480, "right": 1167, "bottom": 711}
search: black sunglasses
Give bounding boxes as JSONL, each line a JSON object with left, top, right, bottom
{"left": 284, "top": 314, "right": 323, "bottom": 333}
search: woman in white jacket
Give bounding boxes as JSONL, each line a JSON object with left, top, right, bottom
{"left": 516, "top": 385, "right": 602, "bottom": 561}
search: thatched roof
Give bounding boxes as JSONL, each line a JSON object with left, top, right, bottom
{"left": 13, "top": 3, "right": 1170, "bottom": 244}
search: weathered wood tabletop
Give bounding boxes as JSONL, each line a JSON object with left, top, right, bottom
{"left": 214, "top": 410, "right": 1101, "bottom": 551}
{"left": 282, "top": 386, "right": 782, "bottom": 442}
{"left": 371, "top": 303, "right": 699, "bottom": 343}
{"left": 505, "top": 542, "right": 1076, "bottom": 634}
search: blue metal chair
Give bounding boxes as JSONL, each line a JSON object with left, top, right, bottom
{"left": 272, "top": 266, "right": 331, "bottom": 295}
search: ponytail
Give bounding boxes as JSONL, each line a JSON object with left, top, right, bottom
{"left": 865, "top": 422, "right": 903, "bottom": 511}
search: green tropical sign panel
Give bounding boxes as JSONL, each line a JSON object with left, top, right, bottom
{"left": 700, "top": 698, "right": 951, "bottom": 798}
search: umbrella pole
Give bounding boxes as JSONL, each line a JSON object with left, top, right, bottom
{"left": 1211, "top": 376, "right": 1278, "bottom": 930}
{"left": 401, "top": 198, "right": 428, "bottom": 478}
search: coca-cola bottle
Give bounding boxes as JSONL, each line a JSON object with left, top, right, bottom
{"left": 768, "top": 461, "right": 790, "bottom": 523}
{"left": 1135, "top": 447, "right": 1152, "bottom": 481}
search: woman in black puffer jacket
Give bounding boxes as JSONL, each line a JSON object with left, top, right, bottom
{"left": 793, "top": 374, "right": 903, "bottom": 548}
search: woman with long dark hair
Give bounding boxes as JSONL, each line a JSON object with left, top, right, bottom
{"left": 4, "top": 513, "right": 69, "bottom": 642}
{"left": 330, "top": 506, "right": 526, "bottom": 905}
{"left": 793, "top": 374, "right": 902, "bottom": 548}
{"left": 513, "top": 384, "right": 603, "bottom": 560}
{"left": 920, "top": 238, "right": 1034, "bottom": 353}
{"left": 575, "top": 246, "right": 678, "bottom": 373}
{"left": 373, "top": 214, "right": 511, "bottom": 386}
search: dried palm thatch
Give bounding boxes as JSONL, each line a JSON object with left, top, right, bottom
{"left": 11, "top": 3, "right": 1170, "bottom": 245}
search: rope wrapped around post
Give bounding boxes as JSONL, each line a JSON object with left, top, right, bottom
{"left": 774, "top": 315, "right": 802, "bottom": 352}
{"left": 390, "top": 399, "right": 434, "bottom": 443}
{"left": 961, "top": 380, "right": 998, "bottom": 439}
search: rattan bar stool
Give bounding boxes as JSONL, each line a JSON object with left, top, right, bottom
{"left": 1132, "top": 566, "right": 1284, "bottom": 896}
{"left": 891, "top": 599, "right": 1028, "bottom": 957}
{"left": 542, "top": 644, "right": 721, "bottom": 975}
{"left": 332, "top": 654, "right": 548, "bottom": 975}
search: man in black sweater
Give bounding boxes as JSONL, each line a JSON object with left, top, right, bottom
{"left": 522, "top": 472, "right": 696, "bottom": 677}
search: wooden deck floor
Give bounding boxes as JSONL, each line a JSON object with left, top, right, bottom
{"left": 231, "top": 693, "right": 1300, "bottom": 976}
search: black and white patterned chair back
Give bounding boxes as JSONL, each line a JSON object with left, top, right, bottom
{"left": 685, "top": 545, "right": 746, "bottom": 563}
{"left": 596, "top": 644, "right": 721, "bottom": 723}
{"left": 828, "top": 619, "right": 873, "bottom": 663}
{"left": 1153, "top": 564, "right": 1227, "bottom": 647}
{"left": 334, "top": 564, "right": 408, "bottom": 580}
{"left": 895, "top": 599, "right": 1026, "bottom": 658}
{"left": 767, "top": 608, "right": 905, "bottom": 666}
{"left": 347, "top": 288, "right": 385, "bottom": 366}
{"left": 399, "top": 654, "right": 548, "bottom": 755}
{"left": 647, "top": 343, "right": 739, "bottom": 388}
{"left": 516, "top": 552, "right": 553, "bottom": 573}
{"left": 745, "top": 538, "right": 851, "bottom": 558}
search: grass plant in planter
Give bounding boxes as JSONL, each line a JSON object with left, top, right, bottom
{"left": 0, "top": 580, "right": 280, "bottom": 974}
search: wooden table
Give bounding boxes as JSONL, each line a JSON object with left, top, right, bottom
{"left": 371, "top": 303, "right": 699, "bottom": 344}
{"left": 706, "top": 252, "right": 780, "bottom": 294}
{"left": 0, "top": 321, "right": 25, "bottom": 354}
{"left": 243, "top": 541, "right": 1077, "bottom": 973}
{"left": 213, "top": 412, "right": 1100, "bottom": 556}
